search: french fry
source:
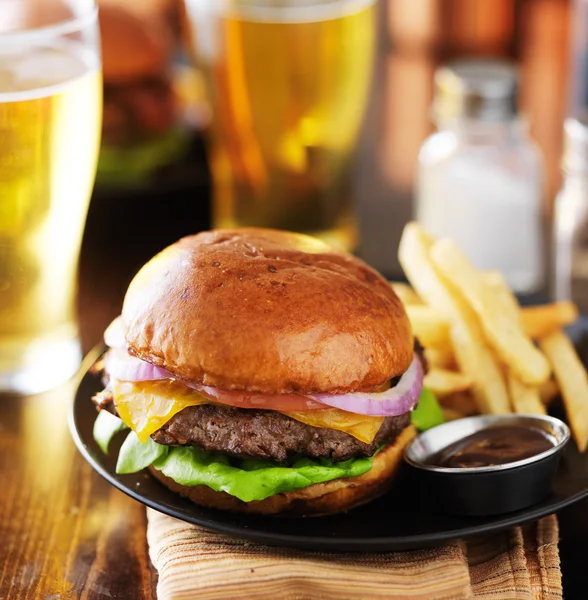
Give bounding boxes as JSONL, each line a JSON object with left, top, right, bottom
{"left": 540, "top": 330, "right": 588, "bottom": 452}
{"left": 440, "top": 391, "right": 479, "bottom": 417}
{"left": 477, "top": 275, "right": 546, "bottom": 414}
{"left": 424, "top": 368, "right": 472, "bottom": 398}
{"left": 430, "top": 239, "right": 550, "bottom": 386}
{"left": 506, "top": 371, "right": 546, "bottom": 415}
{"left": 481, "top": 271, "right": 521, "bottom": 324}
{"left": 406, "top": 305, "right": 450, "bottom": 349}
{"left": 539, "top": 378, "right": 559, "bottom": 407}
{"left": 424, "top": 347, "right": 456, "bottom": 370}
{"left": 399, "top": 223, "right": 510, "bottom": 414}
{"left": 521, "top": 302, "right": 579, "bottom": 339}
{"left": 442, "top": 407, "right": 466, "bottom": 422}
{"left": 390, "top": 282, "right": 423, "bottom": 307}
{"left": 480, "top": 275, "right": 578, "bottom": 339}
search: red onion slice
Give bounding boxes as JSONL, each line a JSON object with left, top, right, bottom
{"left": 103, "top": 349, "right": 325, "bottom": 411}
{"left": 104, "top": 317, "right": 126, "bottom": 350}
{"left": 104, "top": 349, "right": 173, "bottom": 382}
{"left": 305, "top": 356, "right": 424, "bottom": 416}
{"left": 102, "top": 339, "right": 423, "bottom": 417}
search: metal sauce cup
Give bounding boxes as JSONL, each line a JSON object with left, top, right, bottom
{"left": 404, "top": 414, "right": 570, "bottom": 515}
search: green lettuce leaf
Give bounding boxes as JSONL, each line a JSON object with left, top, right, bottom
{"left": 96, "top": 129, "right": 190, "bottom": 187}
{"left": 93, "top": 410, "right": 129, "bottom": 455}
{"left": 152, "top": 446, "right": 374, "bottom": 502}
{"left": 411, "top": 387, "right": 444, "bottom": 431}
{"left": 116, "top": 431, "right": 169, "bottom": 474}
{"left": 108, "top": 426, "right": 374, "bottom": 502}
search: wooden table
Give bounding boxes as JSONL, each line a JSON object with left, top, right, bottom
{"left": 0, "top": 180, "right": 210, "bottom": 599}
{"left": 0, "top": 186, "right": 587, "bottom": 599}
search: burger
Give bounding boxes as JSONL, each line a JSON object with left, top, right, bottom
{"left": 96, "top": 2, "right": 190, "bottom": 185}
{"left": 92, "top": 228, "right": 427, "bottom": 516}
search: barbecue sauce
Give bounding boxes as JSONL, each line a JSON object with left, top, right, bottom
{"left": 431, "top": 425, "right": 554, "bottom": 468}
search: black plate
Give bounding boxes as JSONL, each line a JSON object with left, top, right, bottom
{"left": 69, "top": 320, "right": 588, "bottom": 552}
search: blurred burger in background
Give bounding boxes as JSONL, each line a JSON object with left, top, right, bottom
{"left": 96, "top": 0, "right": 207, "bottom": 186}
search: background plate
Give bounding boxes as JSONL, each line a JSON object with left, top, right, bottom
{"left": 69, "top": 319, "right": 588, "bottom": 552}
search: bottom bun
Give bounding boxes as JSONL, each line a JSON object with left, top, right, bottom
{"left": 148, "top": 425, "right": 417, "bottom": 517}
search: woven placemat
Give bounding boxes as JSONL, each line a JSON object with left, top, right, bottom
{"left": 147, "top": 509, "right": 562, "bottom": 599}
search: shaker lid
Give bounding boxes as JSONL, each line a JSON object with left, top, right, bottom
{"left": 563, "top": 117, "right": 588, "bottom": 174}
{"left": 434, "top": 59, "right": 518, "bottom": 122}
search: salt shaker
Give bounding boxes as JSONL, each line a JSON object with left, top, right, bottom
{"left": 553, "top": 118, "right": 588, "bottom": 311}
{"left": 416, "top": 59, "right": 544, "bottom": 294}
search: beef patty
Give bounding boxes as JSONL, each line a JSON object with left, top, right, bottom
{"left": 94, "top": 390, "right": 411, "bottom": 462}
{"left": 151, "top": 405, "right": 410, "bottom": 462}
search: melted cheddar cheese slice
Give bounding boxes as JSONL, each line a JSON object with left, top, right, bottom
{"left": 283, "top": 410, "right": 383, "bottom": 444}
{"left": 110, "top": 379, "right": 384, "bottom": 444}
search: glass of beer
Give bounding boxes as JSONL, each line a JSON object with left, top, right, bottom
{"left": 184, "top": 0, "right": 376, "bottom": 250}
{"left": 0, "top": 0, "right": 102, "bottom": 394}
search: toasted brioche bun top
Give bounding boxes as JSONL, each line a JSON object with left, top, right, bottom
{"left": 122, "top": 228, "right": 413, "bottom": 394}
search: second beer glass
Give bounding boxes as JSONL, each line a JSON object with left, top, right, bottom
{"left": 185, "top": 0, "right": 376, "bottom": 251}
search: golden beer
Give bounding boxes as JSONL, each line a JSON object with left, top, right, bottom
{"left": 0, "top": 42, "right": 101, "bottom": 392}
{"left": 186, "top": 0, "right": 376, "bottom": 250}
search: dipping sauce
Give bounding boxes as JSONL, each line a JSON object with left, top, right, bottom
{"left": 431, "top": 425, "right": 555, "bottom": 468}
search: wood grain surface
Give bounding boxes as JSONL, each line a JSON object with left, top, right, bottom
{"left": 0, "top": 266, "right": 153, "bottom": 599}
{"left": 0, "top": 177, "right": 211, "bottom": 599}
{"left": 0, "top": 389, "right": 155, "bottom": 599}
{"left": 0, "top": 206, "right": 157, "bottom": 599}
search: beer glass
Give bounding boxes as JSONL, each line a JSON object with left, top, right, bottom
{"left": 0, "top": 0, "right": 102, "bottom": 394}
{"left": 184, "top": 0, "right": 376, "bottom": 250}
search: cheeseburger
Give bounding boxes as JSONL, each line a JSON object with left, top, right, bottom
{"left": 92, "top": 229, "right": 425, "bottom": 516}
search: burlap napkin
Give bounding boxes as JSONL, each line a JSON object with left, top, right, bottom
{"left": 147, "top": 508, "right": 562, "bottom": 600}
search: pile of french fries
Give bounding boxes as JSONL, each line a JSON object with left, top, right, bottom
{"left": 394, "top": 222, "right": 588, "bottom": 452}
